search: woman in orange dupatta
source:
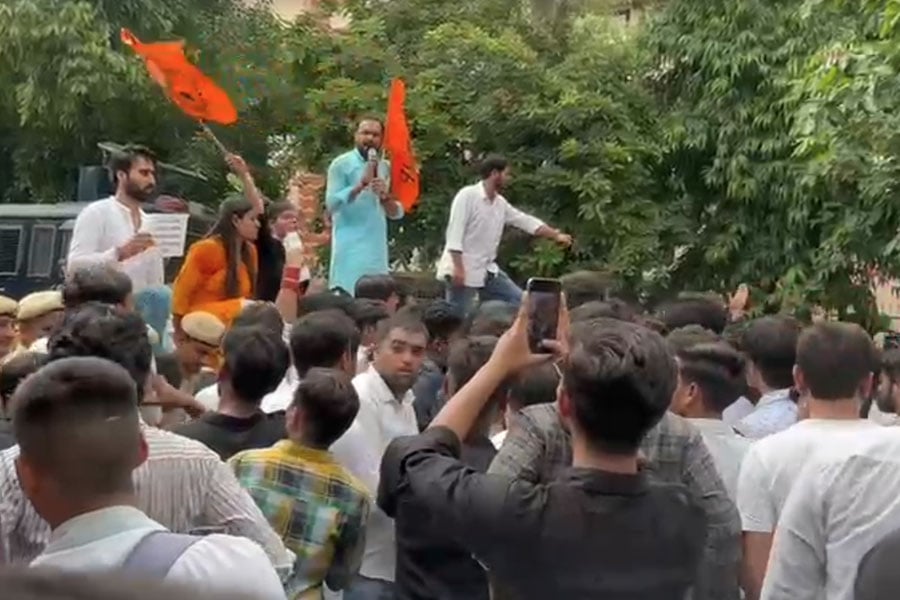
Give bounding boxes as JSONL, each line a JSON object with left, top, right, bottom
{"left": 172, "top": 195, "right": 260, "bottom": 329}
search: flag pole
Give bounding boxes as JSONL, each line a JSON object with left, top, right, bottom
{"left": 199, "top": 121, "right": 229, "bottom": 155}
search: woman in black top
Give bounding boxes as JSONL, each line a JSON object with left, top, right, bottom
{"left": 255, "top": 201, "right": 298, "bottom": 302}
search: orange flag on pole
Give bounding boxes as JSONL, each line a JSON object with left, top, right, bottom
{"left": 121, "top": 28, "right": 238, "bottom": 125}
{"left": 383, "top": 78, "right": 420, "bottom": 211}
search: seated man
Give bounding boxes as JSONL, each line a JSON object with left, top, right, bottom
{"left": 175, "top": 326, "right": 290, "bottom": 460}
{"left": 380, "top": 305, "right": 708, "bottom": 599}
{"left": 14, "top": 356, "right": 285, "bottom": 598}
{"left": 231, "top": 368, "right": 369, "bottom": 599}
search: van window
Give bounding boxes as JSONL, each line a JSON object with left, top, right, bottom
{"left": 0, "top": 226, "right": 23, "bottom": 275}
{"left": 28, "top": 225, "right": 57, "bottom": 277}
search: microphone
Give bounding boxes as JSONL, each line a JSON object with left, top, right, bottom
{"left": 367, "top": 147, "right": 378, "bottom": 178}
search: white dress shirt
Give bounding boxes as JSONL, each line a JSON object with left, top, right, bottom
{"left": 722, "top": 396, "right": 755, "bottom": 426}
{"left": 67, "top": 196, "right": 165, "bottom": 292}
{"left": 736, "top": 419, "right": 879, "bottom": 534}
{"left": 0, "top": 424, "right": 294, "bottom": 574}
{"left": 761, "top": 426, "right": 900, "bottom": 600}
{"left": 688, "top": 418, "right": 752, "bottom": 501}
{"left": 330, "top": 366, "right": 418, "bottom": 582}
{"left": 31, "top": 506, "right": 286, "bottom": 599}
{"left": 435, "top": 182, "right": 545, "bottom": 287}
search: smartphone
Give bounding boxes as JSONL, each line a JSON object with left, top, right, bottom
{"left": 525, "top": 277, "right": 562, "bottom": 353}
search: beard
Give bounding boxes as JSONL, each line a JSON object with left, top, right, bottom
{"left": 381, "top": 371, "right": 415, "bottom": 396}
{"left": 124, "top": 179, "right": 155, "bottom": 203}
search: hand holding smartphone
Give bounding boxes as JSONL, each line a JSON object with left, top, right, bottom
{"left": 525, "top": 277, "right": 562, "bottom": 353}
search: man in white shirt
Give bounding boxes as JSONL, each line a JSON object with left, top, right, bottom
{"left": 67, "top": 144, "right": 165, "bottom": 293}
{"left": 669, "top": 342, "right": 752, "bottom": 501}
{"left": 436, "top": 155, "right": 572, "bottom": 315}
{"left": 733, "top": 316, "right": 802, "bottom": 439}
{"left": 331, "top": 311, "right": 427, "bottom": 599}
{"left": 737, "top": 321, "right": 880, "bottom": 600}
{"left": 760, "top": 322, "right": 899, "bottom": 600}
{"left": 15, "top": 357, "right": 286, "bottom": 599}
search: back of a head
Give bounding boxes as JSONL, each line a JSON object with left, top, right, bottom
{"left": 797, "top": 321, "right": 876, "bottom": 401}
{"left": 467, "top": 300, "right": 517, "bottom": 336}
{"left": 656, "top": 296, "right": 728, "bottom": 335}
{"left": 0, "top": 568, "right": 254, "bottom": 600}
{"left": 570, "top": 299, "right": 636, "bottom": 324}
{"left": 12, "top": 357, "right": 141, "bottom": 502}
{"left": 298, "top": 292, "right": 357, "bottom": 319}
{"left": 222, "top": 326, "right": 290, "bottom": 404}
{"left": 354, "top": 274, "right": 400, "bottom": 303}
{"left": 855, "top": 528, "right": 900, "bottom": 600}
{"left": 232, "top": 302, "right": 284, "bottom": 337}
{"left": 666, "top": 325, "right": 722, "bottom": 354}
{"left": 508, "top": 362, "right": 560, "bottom": 412}
{"left": 564, "top": 318, "right": 676, "bottom": 454}
{"left": 63, "top": 266, "right": 133, "bottom": 308}
{"left": 353, "top": 298, "right": 390, "bottom": 331}
{"left": 446, "top": 336, "right": 498, "bottom": 394}
{"left": 422, "top": 300, "right": 464, "bottom": 342}
{"left": 560, "top": 270, "right": 615, "bottom": 309}
{"left": 47, "top": 303, "right": 152, "bottom": 402}
{"left": 740, "top": 315, "right": 801, "bottom": 390}
{"left": 292, "top": 367, "right": 360, "bottom": 448}
{"left": 290, "top": 311, "right": 358, "bottom": 376}
{"left": 0, "top": 352, "right": 48, "bottom": 411}
{"left": 677, "top": 342, "right": 746, "bottom": 413}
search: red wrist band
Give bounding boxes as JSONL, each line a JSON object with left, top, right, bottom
{"left": 283, "top": 266, "right": 301, "bottom": 280}
{"left": 281, "top": 278, "right": 300, "bottom": 292}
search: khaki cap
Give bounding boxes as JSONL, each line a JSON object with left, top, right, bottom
{"left": 181, "top": 311, "right": 225, "bottom": 347}
{"left": 0, "top": 296, "right": 16, "bottom": 318}
{"left": 17, "top": 291, "right": 63, "bottom": 322}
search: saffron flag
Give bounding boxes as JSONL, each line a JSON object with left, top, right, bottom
{"left": 383, "top": 78, "right": 420, "bottom": 211}
{"left": 121, "top": 29, "right": 238, "bottom": 125}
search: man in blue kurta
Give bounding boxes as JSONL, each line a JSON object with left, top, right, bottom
{"left": 326, "top": 117, "right": 405, "bottom": 295}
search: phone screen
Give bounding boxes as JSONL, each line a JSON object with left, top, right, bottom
{"left": 526, "top": 278, "right": 561, "bottom": 353}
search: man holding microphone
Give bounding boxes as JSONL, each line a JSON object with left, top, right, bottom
{"left": 325, "top": 117, "right": 405, "bottom": 295}
{"left": 437, "top": 154, "right": 572, "bottom": 315}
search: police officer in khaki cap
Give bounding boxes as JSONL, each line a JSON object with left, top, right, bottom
{"left": 0, "top": 296, "right": 17, "bottom": 363}
{"left": 167, "top": 311, "right": 225, "bottom": 393}
{"left": 15, "top": 291, "right": 64, "bottom": 353}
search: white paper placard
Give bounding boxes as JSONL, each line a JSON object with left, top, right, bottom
{"left": 142, "top": 213, "right": 190, "bottom": 258}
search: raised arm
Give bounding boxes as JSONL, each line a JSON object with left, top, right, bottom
{"left": 503, "top": 202, "right": 572, "bottom": 247}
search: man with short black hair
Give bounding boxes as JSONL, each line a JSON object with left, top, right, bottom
{"left": 175, "top": 326, "right": 290, "bottom": 460}
{"left": 871, "top": 348, "right": 900, "bottom": 422}
{"left": 734, "top": 316, "right": 801, "bottom": 439}
{"left": 737, "top": 322, "right": 881, "bottom": 600}
{"left": 355, "top": 275, "right": 402, "bottom": 313}
{"left": 0, "top": 352, "right": 47, "bottom": 450}
{"left": 437, "top": 154, "right": 573, "bottom": 315}
{"left": 326, "top": 117, "right": 404, "bottom": 295}
{"left": 669, "top": 343, "right": 750, "bottom": 500}
{"left": 67, "top": 144, "right": 164, "bottom": 294}
{"left": 381, "top": 308, "right": 707, "bottom": 598}
{"left": 62, "top": 265, "right": 134, "bottom": 309}
{"left": 491, "top": 361, "right": 559, "bottom": 449}
{"left": 380, "top": 335, "right": 499, "bottom": 600}
{"left": 353, "top": 298, "right": 391, "bottom": 374}
{"left": 413, "top": 300, "right": 465, "bottom": 430}
{"left": 332, "top": 312, "right": 428, "bottom": 598}
{"left": 16, "top": 357, "right": 285, "bottom": 597}
{"left": 656, "top": 295, "right": 729, "bottom": 335}
{"left": 0, "top": 303, "right": 295, "bottom": 573}
{"left": 291, "top": 311, "right": 359, "bottom": 379}
{"left": 231, "top": 368, "right": 369, "bottom": 599}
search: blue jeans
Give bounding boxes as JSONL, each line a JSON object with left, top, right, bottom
{"left": 342, "top": 575, "right": 395, "bottom": 600}
{"left": 445, "top": 269, "right": 523, "bottom": 317}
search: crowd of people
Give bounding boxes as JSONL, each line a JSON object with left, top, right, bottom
{"left": 1, "top": 119, "right": 900, "bottom": 600}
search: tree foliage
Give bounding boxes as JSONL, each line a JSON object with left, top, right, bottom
{"left": 2, "top": 0, "right": 898, "bottom": 323}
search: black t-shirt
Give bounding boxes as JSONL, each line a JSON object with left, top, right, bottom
{"left": 174, "top": 411, "right": 287, "bottom": 460}
{"left": 383, "top": 434, "right": 497, "bottom": 600}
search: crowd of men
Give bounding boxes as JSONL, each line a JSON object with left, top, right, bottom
{"left": 1, "top": 266, "right": 900, "bottom": 600}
